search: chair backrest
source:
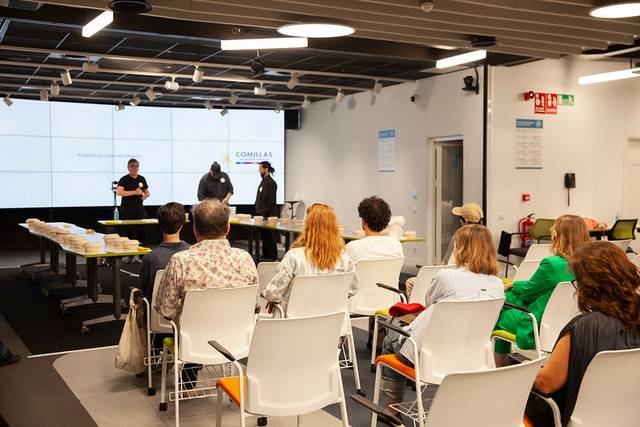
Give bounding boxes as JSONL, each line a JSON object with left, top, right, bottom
{"left": 497, "top": 231, "right": 514, "bottom": 258}
{"left": 608, "top": 239, "right": 632, "bottom": 252}
{"left": 409, "top": 265, "right": 456, "bottom": 305}
{"left": 150, "top": 270, "right": 172, "bottom": 333}
{"left": 608, "top": 219, "right": 638, "bottom": 241}
{"left": 179, "top": 285, "right": 258, "bottom": 364}
{"left": 539, "top": 282, "right": 580, "bottom": 353}
{"left": 426, "top": 358, "right": 545, "bottom": 427}
{"left": 524, "top": 244, "right": 553, "bottom": 262}
{"left": 569, "top": 348, "right": 640, "bottom": 427}
{"left": 285, "top": 272, "right": 354, "bottom": 318}
{"left": 257, "top": 261, "right": 280, "bottom": 293}
{"left": 531, "top": 218, "right": 556, "bottom": 241}
{"left": 349, "top": 257, "right": 404, "bottom": 315}
{"left": 630, "top": 253, "right": 640, "bottom": 269}
{"left": 245, "top": 312, "right": 345, "bottom": 416}
{"left": 419, "top": 298, "right": 505, "bottom": 384}
{"left": 512, "top": 259, "right": 542, "bottom": 282}
{"left": 446, "top": 251, "right": 456, "bottom": 265}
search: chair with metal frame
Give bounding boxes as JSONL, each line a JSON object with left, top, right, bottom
{"left": 606, "top": 218, "right": 638, "bottom": 241}
{"left": 497, "top": 219, "right": 556, "bottom": 276}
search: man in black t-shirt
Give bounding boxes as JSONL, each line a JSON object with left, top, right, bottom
{"left": 197, "top": 161, "right": 233, "bottom": 204}
{"left": 116, "top": 158, "right": 150, "bottom": 219}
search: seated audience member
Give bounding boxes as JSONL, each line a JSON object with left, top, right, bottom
{"left": 345, "top": 196, "right": 403, "bottom": 264}
{"left": 138, "top": 202, "right": 190, "bottom": 299}
{"left": 494, "top": 215, "right": 590, "bottom": 358}
{"left": 263, "top": 203, "right": 358, "bottom": 311}
{"left": 379, "top": 224, "right": 504, "bottom": 407}
{"left": 405, "top": 202, "right": 483, "bottom": 298}
{"left": 154, "top": 199, "right": 258, "bottom": 321}
{"left": 0, "top": 338, "right": 20, "bottom": 367}
{"left": 528, "top": 241, "right": 640, "bottom": 426}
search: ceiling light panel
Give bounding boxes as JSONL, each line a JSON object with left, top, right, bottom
{"left": 278, "top": 23, "right": 355, "bottom": 38}
{"left": 221, "top": 37, "right": 308, "bottom": 50}
{"left": 82, "top": 10, "right": 114, "bottom": 38}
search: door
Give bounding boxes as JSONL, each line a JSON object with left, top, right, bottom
{"left": 624, "top": 138, "right": 640, "bottom": 217}
{"left": 433, "top": 141, "right": 463, "bottom": 264}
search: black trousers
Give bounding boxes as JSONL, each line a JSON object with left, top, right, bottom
{"left": 260, "top": 229, "right": 278, "bottom": 260}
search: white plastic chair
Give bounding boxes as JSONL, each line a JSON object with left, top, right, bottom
{"left": 159, "top": 285, "right": 258, "bottom": 427}
{"left": 607, "top": 238, "right": 632, "bottom": 253}
{"left": 512, "top": 259, "right": 542, "bottom": 282}
{"left": 540, "top": 348, "right": 640, "bottom": 427}
{"left": 630, "top": 253, "right": 640, "bottom": 269}
{"left": 372, "top": 297, "right": 506, "bottom": 427}
{"left": 256, "top": 261, "right": 279, "bottom": 315}
{"left": 212, "top": 312, "right": 350, "bottom": 427}
{"left": 524, "top": 244, "right": 553, "bottom": 262}
{"left": 538, "top": 281, "right": 580, "bottom": 353}
{"left": 349, "top": 257, "right": 405, "bottom": 315}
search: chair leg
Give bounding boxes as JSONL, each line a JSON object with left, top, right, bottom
{"left": 240, "top": 410, "right": 246, "bottom": 427}
{"left": 216, "top": 386, "right": 223, "bottom": 427}
{"left": 371, "top": 363, "right": 383, "bottom": 427}
{"left": 147, "top": 332, "right": 154, "bottom": 396}
{"left": 159, "top": 342, "right": 168, "bottom": 411}
{"left": 415, "top": 380, "right": 425, "bottom": 427}
{"left": 337, "top": 371, "right": 350, "bottom": 427}
{"left": 297, "top": 415, "right": 301, "bottom": 427}
{"left": 347, "top": 332, "right": 364, "bottom": 395}
{"left": 174, "top": 360, "right": 180, "bottom": 427}
{"left": 370, "top": 315, "right": 380, "bottom": 371}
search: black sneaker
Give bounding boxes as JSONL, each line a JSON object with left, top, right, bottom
{"left": 0, "top": 351, "right": 21, "bottom": 367}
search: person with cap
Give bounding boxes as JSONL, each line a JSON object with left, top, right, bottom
{"left": 197, "top": 161, "right": 234, "bottom": 204}
{"left": 255, "top": 161, "right": 279, "bottom": 260}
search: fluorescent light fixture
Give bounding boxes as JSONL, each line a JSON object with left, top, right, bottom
{"left": 129, "top": 95, "right": 141, "bottom": 106}
{"left": 115, "top": 102, "right": 125, "bottom": 111}
{"left": 286, "top": 73, "right": 300, "bottom": 90}
{"left": 335, "top": 89, "right": 345, "bottom": 104}
{"left": 82, "top": 10, "right": 114, "bottom": 38}
{"left": 590, "top": 1, "right": 640, "bottom": 18}
{"left": 578, "top": 68, "right": 640, "bottom": 85}
{"left": 220, "top": 106, "right": 229, "bottom": 117}
{"left": 50, "top": 82, "right": 60, "bottom": 96}
{"left": 60, "top": 70, "right": 72, "bottom": 86}
{"left": 40, "top": 89, "right": 49, "bottom": 102}
{"left": 228, "top": 91, "right": 239, "bottom": 105}
{"left": 82, "top": 61, "right": 99, "bottom": 73}
{"left": 436, "top": 50, "right": 487, "bottom": 69}
{"left": 144, "top": 88, "right": 157, "bottom": 101}
{"left": 278, "top": 23, "right": 354, "bottom": 38}
{"left": 165, "top": 77, "right": 179, "bottom": 91}
{"left": 221, "top": 37, "right": 308, "bottom": 50}
{"left": 373, "top": 80, "right": 383, "bottom": 94}
{"left": 204, "top": 100, "right": 213, "bottom": 110}
{"left": 301, "top": 97, "right": 311, "bottom": 109}
{"left": 3, "top": 95, "right": 13, "bottom": 107}
{"left": 192, "top": 66, "right": 204, "bottom": 83}
{"left": 254, "top": 84, "right": 267, "bottom": 96}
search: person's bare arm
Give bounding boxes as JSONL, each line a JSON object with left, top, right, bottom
{"left": 222, "top": 192, "right": 232, "bottom": 204}
{"left": 534, "top": 333, "right": 571, "bottom": 394}
{"left": 142, "top": 188, "right": 150, "bottom": 200}
{"left": 116, "top": 186, "right": 144, "bottom": 197}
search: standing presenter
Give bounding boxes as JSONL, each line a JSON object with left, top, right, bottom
{"left": 255, "top": 161, "right": 279, "bottom": 260}
{"left": 116, "top": 158, "right": 150, "bottom": 219}
{"left": 197, "top": 161, "right": 234, "bottom": 204}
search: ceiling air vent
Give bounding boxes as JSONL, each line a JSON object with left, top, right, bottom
{"left": 469, "top": 35, "right": 496, "bottom": 48}
{"left": 108, "top": 0, "right": 152, "bottom": 14}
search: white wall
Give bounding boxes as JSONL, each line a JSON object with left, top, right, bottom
{"left": 285, "top": 69, "right": 485, "bottom": 267}
{"left": 488, "top": 58, "right": 640, "bottom": 235}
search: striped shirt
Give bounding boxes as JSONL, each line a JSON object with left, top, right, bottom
{"left": 399, "top": 267, "right": 504, "bottom": 363}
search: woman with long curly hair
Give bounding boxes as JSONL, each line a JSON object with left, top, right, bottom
{"left": 528, "top": 241, "right": 640, "bottom": 426}
{"left": 262, "top": 203, "right": 358, "bottom": 309}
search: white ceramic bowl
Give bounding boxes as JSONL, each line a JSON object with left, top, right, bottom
{"left": 403, "top": 230, "right": 417, "bottom": 239}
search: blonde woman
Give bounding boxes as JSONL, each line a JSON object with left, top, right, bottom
{"left": 262, "top": 203, "right": 358, "bottom": 310}
{"left": 379, "top": 224, "right": 504, "bottom": 406}
{"left": 495, "top": 214, "right": 590, "bottom": 356}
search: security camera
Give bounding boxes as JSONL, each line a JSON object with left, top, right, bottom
{"left": 410, "top": 94, "right": 419, "bottom": 103}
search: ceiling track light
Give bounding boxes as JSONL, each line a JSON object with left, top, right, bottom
{"left": 228, "top": 91, "right": 239, "bottom": 105}
{"left": 115, "top": 102, "right": 125, "bottom": 111}
{"left": 82, "top": 61, "right": 99, "bottom": 73}
{"left": 286, "top": 73, "right": 300, "bottom": 90}
{"left": 590, "top": 1, "right": 640, "bottom": 18}
{"left": 420, "top": 0, "right": 435, "bottom": 12}
{"left": 165, "top": 77, "right": 179, "bottom": 91}
{"left": 204, "top": 100, "right": 213, "bottom": 110}
{"left": 50, "top": 81, "right": 60, "bottom": 96}
{"left": 301, "top": 97, "right": 311, "bottom": 109}
{"left": 129, "top": 95, "right": 141, "bottom": 106}
{"left": 3, "top": 95, "right": 13, "bottom": 107}
{"left": 335, "top": 89, "right": 345, "bottom": 104}
{"left": 220, "top": 106, "right": 229, "bottom": 117}
{"left": 192, "top": 66, "right": 204, "bottom": 83}
{"left": 82, "top": 9, "right": 114, "bottom": 38}
{"left": 144, "top": 88, "right": 157, "bottom": 101}
{"left": 60, "top": 70, "right": 72, "bottom": 86}
{"left": 274, "top": 102, "right": 283, "bottom": 113}
{"left": 254, "top": 83, "right": 267, "bottom": 96}
{"left": 373, "top": 80, "right": 383, "bottom": 94}
{"left": 40, "top": 89, "right": 49, "bottom": 102}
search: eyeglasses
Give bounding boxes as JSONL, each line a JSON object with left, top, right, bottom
{"left": 571, "top": 280, "right": 578, "bottom": 290}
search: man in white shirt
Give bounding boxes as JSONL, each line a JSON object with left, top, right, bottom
{"left": 346, "top": 196, "right": 404, "bottom": 263}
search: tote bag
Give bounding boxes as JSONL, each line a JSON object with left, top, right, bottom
{"left": 115, "top": 294, "right": 147, "bottom": 374}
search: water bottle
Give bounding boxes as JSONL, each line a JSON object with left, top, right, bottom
{"left": 114, "top": 207, "right": 119, "bottom": 221}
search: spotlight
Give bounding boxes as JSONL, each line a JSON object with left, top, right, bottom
{"left": 220, "top": 106, "right": 229, "bottom": 117}
{"left": 40, "top": 89, "right": 49, "bottom": 102}
{"left": 373, "top": 80, "right": 383, "bottom": 94}
{"left": 420, "top": 0, "right": 434, "bottom": 12}
{"left": 144, "top": 88, "right": 157, "bottom": 100}
{"left": 251, "top": 58, "right": 266, "bottom": 76}
{"left": 165, "top": 77, "right": 179, "bottom": 91}
{"left": 301, "top": 97, "right": 311, "bottom": 109}
{"left": 274, "top": 102, "right": 283, "bottom": 113}
{"left": 228, "top": 91, "right": 239, "bottom": 105}
{"left": 204, "top": 100, "right": 213, "bottom": 110}
{"left": 60, "top": 70, "right": 72, "bottom": 86}
{"left": 192, "top": 66, "right": 204, "bottom": 83}
{"left": 335, "top": 89, "right": 345, "bottom": 104}
{"left": 115, "top": 102, "right": 125, "bottom": 111}
{"left": 254, "top": 83, "right": 267, "bottom": 96}
{"left": 50, "top": 81, "right": 60, "bottom": 96}
{"left": 286, "top": 73, "right": 299, "bottom": 90}
{"left": 3, "top": 95, "right": 13, "bottom": 107}
{"left": 129, "top": 95, "right": 141, "bottom": 106}
{"left": 82, "top": 61, "right": 99, "bottom": 73}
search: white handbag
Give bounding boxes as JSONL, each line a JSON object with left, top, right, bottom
{"left": 115, "top": 293, "right": 147, "bottom": 374}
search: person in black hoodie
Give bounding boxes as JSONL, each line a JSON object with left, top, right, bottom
{"left": 255, "top": 161, "right": 279, "bottom": 260}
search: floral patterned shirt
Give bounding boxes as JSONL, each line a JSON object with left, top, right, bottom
{"left": 154, "top": 239, "right": 258, "bottom": 320}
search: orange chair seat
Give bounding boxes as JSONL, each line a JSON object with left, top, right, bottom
{"left": 217, "top": 376, "right": 247, "bottom": 406}
{"left": 375, "top": 354, "right": 415, "bottom": 380}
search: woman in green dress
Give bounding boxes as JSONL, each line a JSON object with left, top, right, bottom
{"left": 494, "top": 214, "right": 590, "bottom": 360}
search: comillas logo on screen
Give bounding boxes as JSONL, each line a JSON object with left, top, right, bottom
{"left": 235, "top": 151, "right": 273, "bottom": 165}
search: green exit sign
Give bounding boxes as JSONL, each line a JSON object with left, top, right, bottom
{"left": 559, "top": 94, "right": 574, "bottom": 106}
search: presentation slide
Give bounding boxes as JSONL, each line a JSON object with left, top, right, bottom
{"left": 0, "top": 99, "right": 284, "bottom": 208}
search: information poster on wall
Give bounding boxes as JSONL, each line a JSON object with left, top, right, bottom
{"left": 515, "top": 119, "right": 543, "bottom": 169}
{"left": 378, "top": 129, "right": 396, "bottom": 172}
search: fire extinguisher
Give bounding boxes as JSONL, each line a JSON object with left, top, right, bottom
{"left": 518, "top": 213, "right": 535, "bottom": 248}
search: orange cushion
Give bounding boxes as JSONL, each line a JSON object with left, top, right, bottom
{"left": 375, "top": 354, "right": 415, "bottom": 380}
{"left": 216, "top": 376, "right": 247, "bottom": 406}
{"left": 523, "top": 415, "right": 535, "bottom": 427}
